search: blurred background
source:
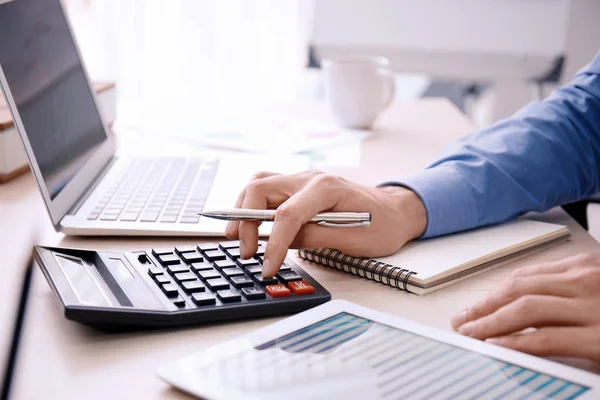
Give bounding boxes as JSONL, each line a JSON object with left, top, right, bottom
{"left": 63, "top": 0, "right": 600, "bottom": 134}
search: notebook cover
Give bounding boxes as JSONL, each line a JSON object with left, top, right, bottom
{"left": 298, "top": 219, "right": 570, "bottom": 296}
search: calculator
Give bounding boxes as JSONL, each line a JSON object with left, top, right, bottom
{"left": 33, "top": 241, "right": 331, "bottom": 331}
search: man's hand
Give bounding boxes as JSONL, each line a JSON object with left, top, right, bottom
{"left": 451, "top": 253, "right": 600, "bottom": 362}
{"left": 225, "top": 170, "right": 427, "bottom": 277}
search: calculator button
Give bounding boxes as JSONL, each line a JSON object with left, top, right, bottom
{"left": 182, "top": 281, "right": 205, "bottom": 293}
{"left": 175, "top": 245, "right": 196, "bottom": 255}
{"left": 167, "top": 265, "right": 190, "bottom": 275}
{"left": 152, "top": 248, "right": 174, "bottom": 257}
{"left": 173, "top": 296, "right": 186, "bottom": 308}
{"left": 255, "top": 256, "right": 264, "bottom": 264}
{"left": 147, "top": 267, "right": 163, "bottom": 277}
{"left": 241, "top": 287, "right": 266, "bottom": 300}
{"left": 203, "top": 249, "right": 227, "bottom": 262}
{"left": 173, "top": 272, "right": 197, "bottom": 283}
{"left": 218, "top": 240, "right": 240, "bottom": 250}
{"left": 224, "top": 248, "right": 241, "bottom": 259}
{"left": 251, "top": 274, "right": 278, "bottom": 286}
{"left": 245, "top": 265, "right": 263, "bottom": 275}
{"left": 236, "top": 258, "right": 259, "bottom": 268}
{"left": 191, "top": 292, "right": 216, "bottom": 306}
{"left": 265, "top": 284, "right": 291, "bottom": 297}
{"left": 197, "top": 243, "right": 219, "bottom": 252}
{"left": 205, "top": 278, "right": 230, "bottom": 291}
{"left": 214, "top": 259, "right": 236, "bottom": 270}
{"left": 156, "top": 275, "right": 171, "bottom": 284}
{"left": 221, "top": 267, "right": 245, "bottom": 278}
{"left": 276, "top": 271, "right": 303, "bottom": 283}
{"left": 255, "top": 248, "right": 265, "bottom": 257}
{"left": 288, "top": 280, "right": 315, "bottom": 295}
{"left": 161, "top": 283, "right": 179, "bottom": 298}
{"left": 190, "top": 262, "right": 213, "bottom": 273}
{"left": 278, "top": 263, "right": 292, "bottom": 272}
{"left": 217, "top": 290, "right": 242, "bottom": 303}
{"left": 137, "top": 253, "right": 150, "bottom": 264}
{"left": 198, "top": 269, "right": 222, "bottom": 280}
{"left": 230, "top": 276, "right": 254, "bottom": 288}
{"left": 157, "top": 254, "right": 181, "bottom": 266}
{"left": 180, "top": 251, "right": 204, "bottom": 264}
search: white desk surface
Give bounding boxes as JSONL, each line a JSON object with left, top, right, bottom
{"left": 2, "top": 99, "right": 600, "bottom": 400}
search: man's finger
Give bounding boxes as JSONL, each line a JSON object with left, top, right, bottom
{"left": 486, "top": 326, "right": 600, "bottom": 360}
{"left": 457, "top": 295, "right": 584, "bottom": 340}
{"left": 262, "top": 175, "right": 342, "bottom": 277}
{"left": 511, "top": 253, "right": 600, "bottom": 278}
{"left": 225, "top": 171, "right": 279, "bottom": 239}
{"left": 451, "top": 273, "right": 576, "bottom": 329}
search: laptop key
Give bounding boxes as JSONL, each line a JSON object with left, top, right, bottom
{"left": 217, "top": 290, "right": 241, "bottom": 303}
{"left": 179, "top": 217, "right": 200, "bottom": 224}
{"left": 120, "top": 212, "right": 139, "bottom": 221}
{"left": 182, "top": 281, "right": 205, "bottom": 294}
{"left": 140, "top": 212, "right": 159, "bottom": 222}
{"left": 159, "top": 214, "right": 178, "bottom": 223}
{"left": 241, "top": 287, "right": 266, "bottom": 300}
{"left": 191, "top": 293, "right": 216, "bottom": 306}
{"left": 100, "top": 213, "right": 119, "bottom": 221}
{"left": 230, "top": 276, "right": 254, "bottom": 289}
{"left": 205, "top": 278, "right": 230, "bottom": 291}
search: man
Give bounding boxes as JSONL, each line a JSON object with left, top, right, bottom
{"left": 226, "top": 51, "right": 600, "bottom": 363}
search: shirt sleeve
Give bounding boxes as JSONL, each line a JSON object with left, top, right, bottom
{"left": 385, "top": 51, "right": 600, "bottom": 238}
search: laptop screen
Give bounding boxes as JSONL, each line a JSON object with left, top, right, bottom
{"left": 0, "top": 0, "right": 108, "bottom": 200}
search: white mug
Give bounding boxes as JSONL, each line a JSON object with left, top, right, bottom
{"left": 322, "top": 55, "right": 395, "bottom": 129}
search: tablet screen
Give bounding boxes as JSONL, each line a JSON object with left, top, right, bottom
{"left": 234, "top": 313, "right": 588, "bottom": 399}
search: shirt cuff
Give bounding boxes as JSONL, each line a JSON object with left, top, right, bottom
{"left": 379, "top": 166, "right": 479, "bottom": 238}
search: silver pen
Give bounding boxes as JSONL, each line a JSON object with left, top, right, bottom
{"left": 199, "top": 208, "right": 371, "bottom": 227}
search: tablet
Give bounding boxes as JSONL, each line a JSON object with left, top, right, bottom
{"left": 158, "top": 300, "right": 600, "bottom": 399}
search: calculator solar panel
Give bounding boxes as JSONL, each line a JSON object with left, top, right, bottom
{"left": 33, "top": 241, "right": 331, "bottom": 331}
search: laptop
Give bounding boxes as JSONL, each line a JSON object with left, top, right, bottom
{"left": 0, "top": 0, "right": 304, "bottom": 236}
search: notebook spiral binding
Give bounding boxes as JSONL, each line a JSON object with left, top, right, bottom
{"left": 298, "top": 248, "right": 417, "bottom": 293}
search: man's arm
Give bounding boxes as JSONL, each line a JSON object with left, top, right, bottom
{"left": 392, "top": 52, "right": 600, "bottom": 238}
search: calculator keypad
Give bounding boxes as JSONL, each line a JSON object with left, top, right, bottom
{"left": 141, "top": 240, "right": 322, "bottom": 310}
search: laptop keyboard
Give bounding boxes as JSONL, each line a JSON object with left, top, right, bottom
{"left": 141, "top": 240, "right": 315, "bottom": 309}
{"left": 87, "top": 157, "right": 218, "bottom": 224}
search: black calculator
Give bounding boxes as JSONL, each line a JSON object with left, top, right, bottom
{"left": 33, "top": 241, "right": 331, "bottom": 331}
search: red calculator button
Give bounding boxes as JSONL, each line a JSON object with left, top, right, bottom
{"left": 288, "top": 280, "right": 315, "bottom": 295}
{"left": 265, "top": 284, "right": 291, "bottom": 297}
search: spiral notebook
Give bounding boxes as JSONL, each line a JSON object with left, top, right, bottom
{"left": 298, "top": 219, "right": 570, "bottom": 296}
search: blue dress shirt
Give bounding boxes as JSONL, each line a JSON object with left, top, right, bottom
{"left": 394, "top": 51, "right": 600, "bottom": 238}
